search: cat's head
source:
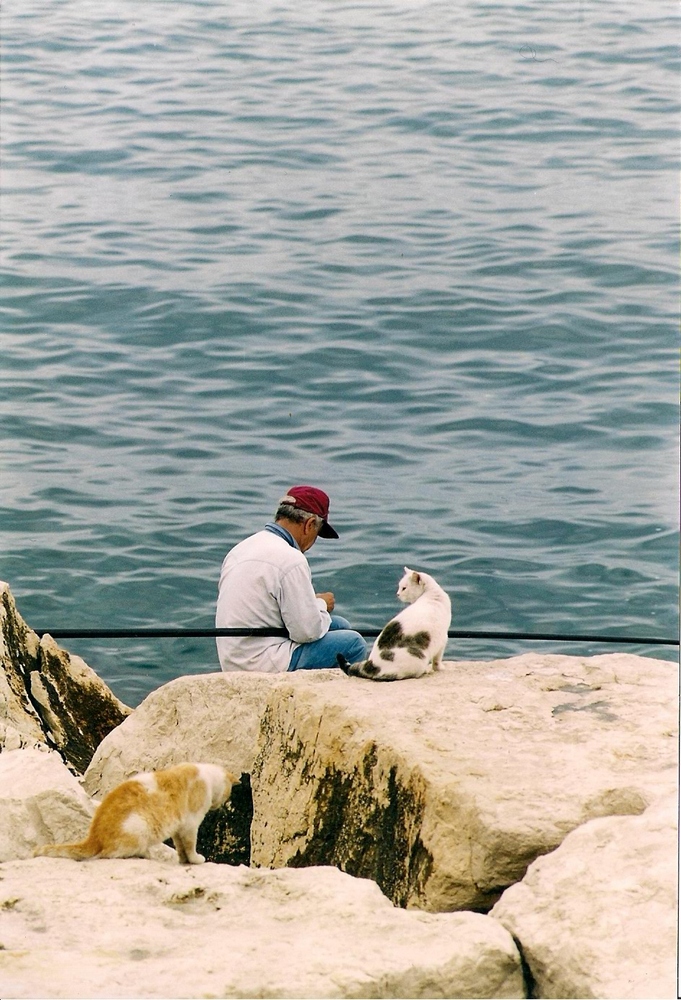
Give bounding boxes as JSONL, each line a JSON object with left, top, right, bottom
{"left": 397, "top": 566, "right": 426, "bottom": 604}
{"left": 217, "top": 768, "right": 241, "bottom": 807}
{"left": 199, "top": 764, "right": 241, "bottom": 808}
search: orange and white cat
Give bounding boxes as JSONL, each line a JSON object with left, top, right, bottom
{"left": 35, "top": 762, "right": 239, "bottom": 864}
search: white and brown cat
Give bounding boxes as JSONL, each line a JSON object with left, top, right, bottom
{"left": 338, "top": 566, "right": 451, "bottom": 681}
{"left": 35, "top": 762, "right": 239, "bottom": 864}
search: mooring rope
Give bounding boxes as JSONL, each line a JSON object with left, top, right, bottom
{"left": 32, "top": 627, "right": 679, "bottom": 645}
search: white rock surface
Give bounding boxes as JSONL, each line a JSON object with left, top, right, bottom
{"left": 250, "top": 653, "right": 677, "bottom": 911}
{"left": 491, "top": 794, "right": 678, "bottom": 1000}
{"left": 83, "top": 671, "right": 299, "bottom": 796}
{"left": 0, "top": 748, "right": 94, "bottom": 862}
{"left": 0, "top": 858, "right": 525, "bottom": 999}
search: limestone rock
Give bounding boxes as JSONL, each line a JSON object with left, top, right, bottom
{"left": 0, "top": 747, "right": 94, "bottom": 862}
{"left": 250, "top": 654, "right": 677, "bottom": 912}
{"left": 0, "top": 858, "right": 525, "bottom": 999}
{"left": 82, "top": 671, "right": 289, "bottom": 796}
{"left": 0, "top": 581, "right": 130, "bottom": 772}
{"left": 491, "top": 794, "right": 677, "bottom": 999}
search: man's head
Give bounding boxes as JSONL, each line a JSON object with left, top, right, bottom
{"left": 275, "top": 485, "right": 338, "bottom": 552}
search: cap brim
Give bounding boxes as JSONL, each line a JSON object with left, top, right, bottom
{"left": 319, "top": 521, "right": 339, "bottom": 539}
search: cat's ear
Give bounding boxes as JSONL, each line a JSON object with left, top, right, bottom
{"left": 403, "top": 565, "right": 411, "bottom": 575}
{"left": 411, "top": 571, "right": 421, "bottom": 583}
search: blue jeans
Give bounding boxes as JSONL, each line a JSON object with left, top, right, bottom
{"left": 288, "top": 615, "right": 367, "bottom": 671}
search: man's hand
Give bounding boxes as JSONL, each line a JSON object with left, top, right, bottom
{"left": 316, "top": 592, "right": 335, "bottom": 613}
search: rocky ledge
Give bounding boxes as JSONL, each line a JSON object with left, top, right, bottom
{"left": 0, "top": 858, "right": 524, "bottom": 999}
{"left": 0, "top": 581, "right": 677, "bottom": 998}
{"left": 249, "top": 652, "right": 676, "bottom": 912}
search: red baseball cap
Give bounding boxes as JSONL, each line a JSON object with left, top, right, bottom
{"left": 279, "top": 485, "right": 339, "bottom": 538}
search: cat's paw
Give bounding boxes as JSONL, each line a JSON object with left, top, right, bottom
{"left": 149, "top": 843, "right": 178, "bottom": 863}
{"left": 187, "top": 853, "right": 206, "bottom": 864}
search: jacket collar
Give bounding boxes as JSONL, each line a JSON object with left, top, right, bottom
{"left": 264, "top": 522, "right": 300, "bottom": 550}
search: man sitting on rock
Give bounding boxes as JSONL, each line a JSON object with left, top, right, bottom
{"left": 216, "top": 486, "right": 367, "bottom": 673}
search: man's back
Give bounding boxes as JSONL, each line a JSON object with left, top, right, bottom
{"left": 216, "top": 528, "right": 330, "bottom": 672}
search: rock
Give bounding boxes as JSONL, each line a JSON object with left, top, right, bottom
{"left": 0, "top": 747, "right": 94, "bottom": 862}
{"left": 0, "top": 581, "right": 131, "bottom": 772}
{"left": 82, "top": 672, "right": 291, "bottom": 796}
{"left": 29, "top": 634, "right": 132, "bottom": 774}
{"left": 250, "top": 654, "right": 677, "bottom": 912}
{"left": 0, "top": 858, "right": 526, "bottom": 999}
{"left": 491, "top": 794, "right": 677, "bottom": 999}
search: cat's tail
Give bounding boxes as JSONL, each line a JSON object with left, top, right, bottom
{"left": 34, "top": 839, "right": 99, "bottom": 861}
{"left": 337, "top": 652, "right": 359, "bottom": 675}
{"left": 337, "top": 654, "right": 395, "bottom": 681}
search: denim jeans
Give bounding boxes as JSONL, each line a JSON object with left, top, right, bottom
{"left": 288, "top": 615, "right": 367, "bottom": 671}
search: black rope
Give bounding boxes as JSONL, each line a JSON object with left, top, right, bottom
{"left": 32, "top": 626, "right": 679, "bottom": 645}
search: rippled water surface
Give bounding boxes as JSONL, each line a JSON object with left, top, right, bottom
{"left": 2, "top": 0, "right": 678, "bottom": 704}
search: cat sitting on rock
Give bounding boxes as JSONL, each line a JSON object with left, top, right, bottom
{"left": 338, "top": 566, "right": 451, "bottom": 681}
{"left": 35, "top": 762, "right": 239, "bottom": 864}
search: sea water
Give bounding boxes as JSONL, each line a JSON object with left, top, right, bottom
{"left": 1, "top": 0, "right": 678, "bottom": 705}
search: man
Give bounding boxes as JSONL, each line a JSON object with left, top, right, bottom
{"left": 216, "top": 485, "right": 367, "bottom": 672}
